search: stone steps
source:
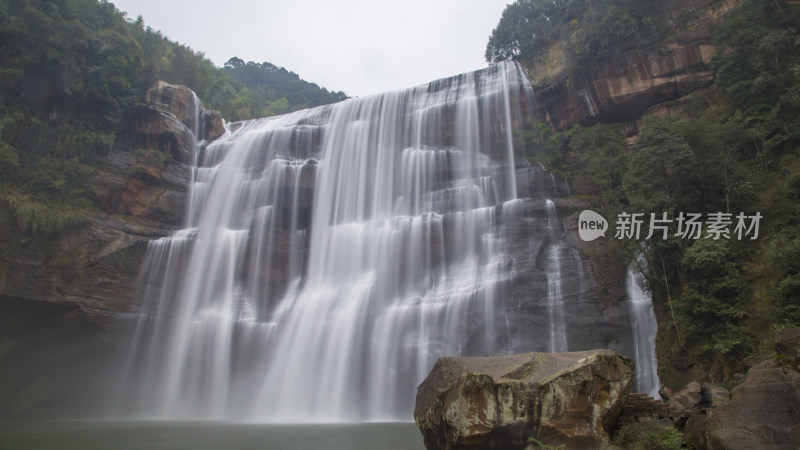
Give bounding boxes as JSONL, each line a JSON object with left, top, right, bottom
{"left": 621, "top": 392, "right": 691, "bottom": 421}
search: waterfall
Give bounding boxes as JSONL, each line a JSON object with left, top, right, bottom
{"left": 627, "top": 259, "right": 662, "bottom": 398}
{"left": 544, "top": 199, "right": 568, "bottom": 352}
{"left": 119, "top": 61, "right": 616, "bottom": 421}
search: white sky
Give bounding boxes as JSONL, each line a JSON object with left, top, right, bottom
{"left": 110, "top": 0, "right": 511, "bottom": 97}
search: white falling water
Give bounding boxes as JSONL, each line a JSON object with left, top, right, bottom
{"left": 544, "top": 199, "right": 568, "bottom": 353}
{"left": 122, "top": 62, "right": 542, "bottom": 421}
{"left": 627, "top": 259, "right": 662, "bottom": 398}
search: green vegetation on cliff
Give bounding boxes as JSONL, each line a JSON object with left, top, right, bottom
{"left": 500, "top": 0, "right": 800, "bottom": 387}
{"left": 0, "top": 0, "right": 239, "bottom": 235}
{"left": 0, "top": 0, "right": 342, "bottom": 237}
{"left": 485, "top": 0, "right": 663, "bottom": 67}
{"left": 224, "top": 57, "right": 347, "bottom": 117}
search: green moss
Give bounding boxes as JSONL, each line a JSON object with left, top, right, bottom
{"left": 528, "top": 437, "right": 566, "bottom": 449}
{"left": 613, "top": 421, "right": 683, "bottom": 450}
{"left": 132, "top": 148, "right": 172, "bottom": 167}
{"left": 2, "top": 191, "right": 87, "bottom": 237}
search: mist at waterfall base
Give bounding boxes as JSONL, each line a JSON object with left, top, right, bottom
{"left": 113, "top": 61, "right": 655, "bottom": 423}
{"left": 0, "top": 421, "right": 424, "bottom": 450}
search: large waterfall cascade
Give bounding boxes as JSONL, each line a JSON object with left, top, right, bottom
{"left": 120, "top": 61, "right": 641, "bottom": 422}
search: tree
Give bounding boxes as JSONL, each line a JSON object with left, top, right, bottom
{"left": 623, "top": 116, "right": 696, "bottom": 214}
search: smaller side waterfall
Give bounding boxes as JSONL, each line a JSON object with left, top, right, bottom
{"left": 544, "top": 199, "right": 568, "bottom": 353}
{"left": 539, "top": 198, "right": 586, "bottom": 354}
{"left": 627, "top": 260, "right": 661, "bottom": 398}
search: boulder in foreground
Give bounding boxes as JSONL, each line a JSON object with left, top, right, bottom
{"left": 703, "top": 360, "right": 800, "bottom": 449}
{"left": 414, "top": 349, "right": 634, "bottom": 449}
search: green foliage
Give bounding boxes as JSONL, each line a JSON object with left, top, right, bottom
{"left": 523, "top": 122, "right": 628, "bottom": 201}
{"left": 623, "top": 116, "right": 698, "bottom": 214}
{"left": 132, "top": 148, "right": 171, "bottom": 167}
{"left": 710, "top": 0, "right": 800, "bottom": 160}
{"left": 0, "top": 0, "right": 346, "bottom": 238}
{"left": 123, "top": 14, "right": 252, "bottom": 121}
{"left": 679, "top": 239, "right": 751, "bottom": 354}
{"left": 485, "top": 0, "right": 581, "bottom": 63}
{"left": 524, "top": 103, "right": 773, "bottom": 381}
{"left": 500, "top": 0, "right": 800, "bottom": 386}
{"left": 527, "top": 437, "right": 566, "bottom": 450}
{"left": 3, "top": 190, "right": 87, "bottom": 236}
{"left": 776, "top": 274, "right": 800, "bottom": 322}
{"left": 224, "top": 58, "right": 347, "bottom": 117}
{"left": 485, "top": 0, "right": 663, "bottom": 66}
{"left": 613, "top": 421, "right": 683, "bottom": 450}
{"left": 705, "top": 0, "right": 800, "bottom": 333}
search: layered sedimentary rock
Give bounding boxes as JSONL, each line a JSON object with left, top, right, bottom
{"left": 529, "top": 0, "right": 744, "bottom": 131}
{"left": 127, "top": 81, "right": 224, "bottom": 164}
{"left": 0, "top": 81, "right": 222, "bottom": 317}
{"left": 414, "top": 350, "right": 634, "bottom": 449}
{"left": 533, "top": 42, "right": 715, "bottom": 131}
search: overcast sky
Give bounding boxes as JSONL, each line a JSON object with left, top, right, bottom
{"left": 110, "top": 0, "right": 511, "bottom": 97}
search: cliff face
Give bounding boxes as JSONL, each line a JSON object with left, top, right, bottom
{"left": 0, "top": 82, "right": 224, "bottom": 418}
{"left": 529, "top": 0, "right": 743, "bottom": 131}
{"left": 0, "top": 82, "right": 223, "bottom": 319}
{"left": 533, "top": 42, "right": 715, "bottom": 130}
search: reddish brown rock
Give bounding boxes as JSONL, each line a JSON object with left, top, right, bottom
{"left": 144, "top": 80, "right": 203, "bottom": 131}
{"left": 533, "top": 42, "right": 715, "bottom": 131}
{"left": 204, "top": 109, "right": 226, "bottom": 141}
{"left": 143, "top": 80, "right": 225, "bottom": 142}
{"left": 89, "top": 148, "right": 190, "bottom": 226}
{"left": 129, "top": 81, "right": 226, "bottom": 163}
{"left": 414, "top": 350, "right": 634, "bottom": 450}
{"left": 128, "top": 104, "right": 196, "bottom": 163}
{"left": 528, "top": 0, "right": 745, "bottom": 131}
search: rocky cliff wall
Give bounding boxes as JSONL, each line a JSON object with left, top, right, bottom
{"left": 529, "top": 0, "right": 743, "bottom": 131}
{"left": 0, "top": 82, "right": 224, "bottom": 319}
{"left": 0, "top": 82, "right": 223, "bottom": 418}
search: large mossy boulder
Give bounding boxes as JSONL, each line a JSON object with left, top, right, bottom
{"left": 414, "top": 349, "right": 634, "bottom": 450}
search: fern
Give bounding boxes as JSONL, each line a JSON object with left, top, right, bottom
{"left": 3, "top": 191, "right": 86, "bottom": 236}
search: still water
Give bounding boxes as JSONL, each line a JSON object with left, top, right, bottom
{"left": 0, "top": 421, "right": 424, "bottom": 449}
